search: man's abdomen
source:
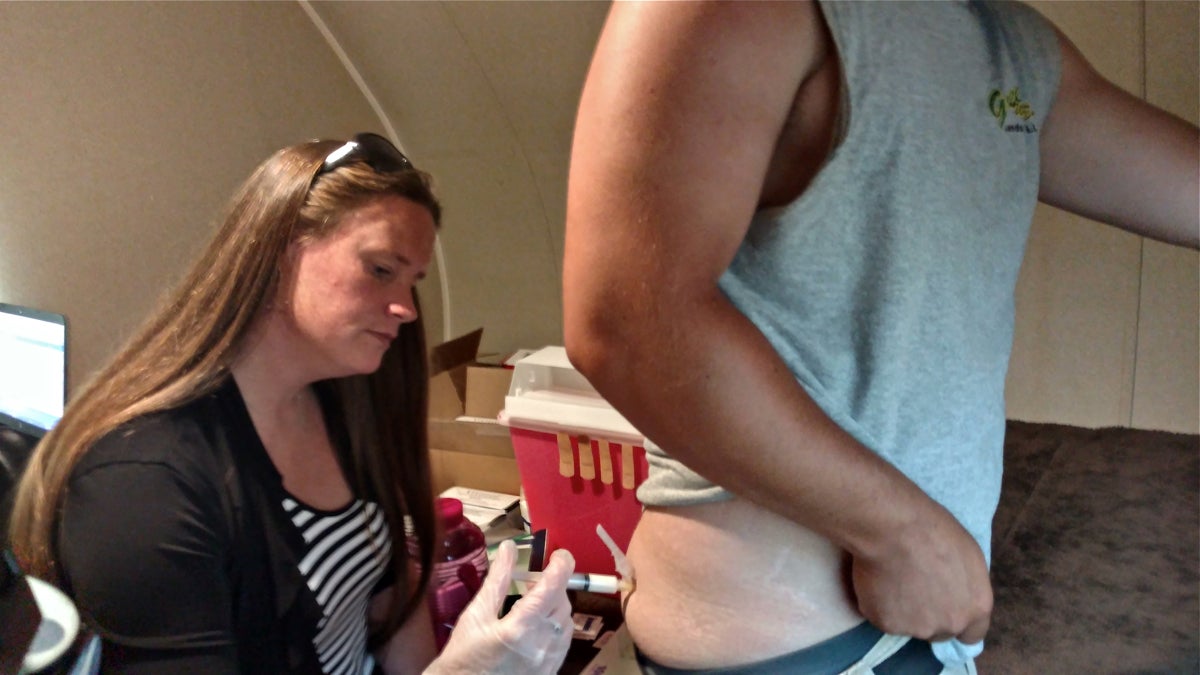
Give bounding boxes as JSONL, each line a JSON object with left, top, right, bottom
{"left": 622, "top": 498, "right": 865, "bottom": 669}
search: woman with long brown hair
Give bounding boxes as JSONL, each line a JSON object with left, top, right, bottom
{"left": 8, "top": 133, "right": 575, "bottom": 674}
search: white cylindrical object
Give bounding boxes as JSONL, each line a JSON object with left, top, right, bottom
{"left": 564, "top": 573, "right": 620, "bottom": 594}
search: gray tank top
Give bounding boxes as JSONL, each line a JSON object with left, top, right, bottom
{"left": 638, "top": 0, "right": 1061, "bottom": 567}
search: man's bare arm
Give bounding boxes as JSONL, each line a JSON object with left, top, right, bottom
{"left": 564, "top": 0, "right": 991, "bottom": 642}
{"left": 1040, "top": 28, "right": 1199, "bottom": 249}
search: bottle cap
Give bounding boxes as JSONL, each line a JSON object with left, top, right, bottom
{"left": 437, "top": 497, "right": 464, "bottom": 527}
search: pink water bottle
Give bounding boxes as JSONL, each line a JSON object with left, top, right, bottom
{"left": 429, "top": 497, "right": 489, "bottom": 650}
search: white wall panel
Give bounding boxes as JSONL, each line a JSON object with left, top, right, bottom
{"left": 1133, "top": 2, "right": 1199, "bottom": 432}
{"left": 0, "top": 2, "right": 379, "bottom": 390}
{"left": 1007, "top": 204, "right": 1143, "bottom": 426}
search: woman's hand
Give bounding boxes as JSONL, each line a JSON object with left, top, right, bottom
{"left": 426, "top": 539, "right": 576, "bottom": 675}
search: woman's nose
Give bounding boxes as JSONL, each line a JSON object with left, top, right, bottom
{"left": 388, "top": 288, "right": 419, "bottom": 323}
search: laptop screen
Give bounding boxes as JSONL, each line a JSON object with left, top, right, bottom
{"left": 0, "top": 304, "right": 66, "bottom": 439}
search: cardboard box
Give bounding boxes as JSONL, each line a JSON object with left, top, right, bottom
{"left": 428, "top": 329, "right": 521, "bottom": 495}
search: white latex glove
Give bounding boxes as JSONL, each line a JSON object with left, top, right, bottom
{"left": 425, "top": 539, "right": 576, "bottom": 675}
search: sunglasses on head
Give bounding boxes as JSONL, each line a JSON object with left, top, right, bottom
{"left": 317, "top": 132, "right": 414, "bottom": 179}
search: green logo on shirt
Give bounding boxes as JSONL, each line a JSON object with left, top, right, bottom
{"left": 988, "top": 87, "right": 1037, "bottom": 133}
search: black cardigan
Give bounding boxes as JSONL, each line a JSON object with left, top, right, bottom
{"left": 59, "top": 380, "right": 328, "bottom": 674}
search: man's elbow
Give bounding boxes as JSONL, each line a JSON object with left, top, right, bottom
{"left": 563, "top": 309, "right": 623, "bottom": 387}
{"left": 562, "top": 282, "right": 660, "bottom": 388}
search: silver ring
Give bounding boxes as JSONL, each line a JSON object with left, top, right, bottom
{"left": 553, "top": 622, "right": 563, "bottom": 635}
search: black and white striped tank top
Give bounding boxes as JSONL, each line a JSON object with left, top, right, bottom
{"left": 283, "top": 495, "right": 392, "bottom": 675}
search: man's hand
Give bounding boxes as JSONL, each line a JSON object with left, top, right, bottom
{"left": 850, "top": 505, "right": 992, "bottom": 644}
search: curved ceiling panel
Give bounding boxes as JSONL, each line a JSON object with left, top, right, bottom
{"left": 306, "top": 1, "right": 609, "bottom": 352}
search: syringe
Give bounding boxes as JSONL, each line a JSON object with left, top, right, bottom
{"left": 510, "top": 569, "right": 632, "bottom": 594}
